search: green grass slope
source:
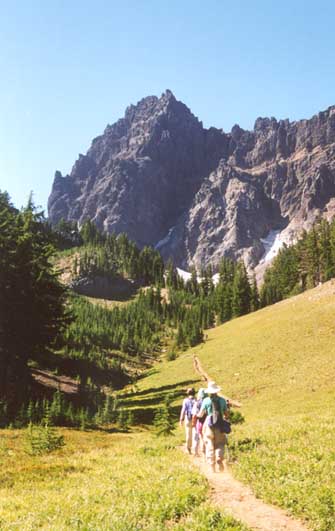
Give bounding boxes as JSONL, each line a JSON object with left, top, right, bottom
{"left": 0, "top": 429, "right": 247, "bottom": 531}
{"left": 131, "top": 280, "right": 335, "bottom": 530}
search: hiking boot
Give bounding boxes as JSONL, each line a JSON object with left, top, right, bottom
{"left": 187, "top": 447, "right": 192, "bottom": 455}
{"left": 217, "top": 461, "right": 224, "bottom": 472}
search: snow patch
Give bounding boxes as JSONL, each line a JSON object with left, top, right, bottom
{"left": 176, "top": 268, "right": 220, "bottom": 285}
{"left": 155, "top": 227, "right": 175, "bottom": 250}
{"left": 212, "top": 273, "right": 220, "bottom": 286}
{"left": 260, "top": 230, "right": 284, "bottom": 263}
{"left": 176, "top": 268, "right": 192, "bottom": 282}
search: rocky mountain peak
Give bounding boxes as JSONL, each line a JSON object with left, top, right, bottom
{"left": 48, "top": 93, "right": 335, "bottom": 274}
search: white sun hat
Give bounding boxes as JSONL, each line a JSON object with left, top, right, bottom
{"left": 205, "top": 381, "right": 221, "bottom": 394}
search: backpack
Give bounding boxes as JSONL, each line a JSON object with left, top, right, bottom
{"left": 195, "top": 398, "right": 203, "bottom": 415}
{"left": 184, "top": 397, "right": 195, "bottom": 421}
{"left": 208, "top": 397, "right": 231, "bottom": 434}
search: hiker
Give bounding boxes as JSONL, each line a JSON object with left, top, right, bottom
{"left": 197, "top": 381, "right": 229, "bottom": 472}
{"left": 179, "top": 387, "right": 196, "bottom": 454}
{"left": 192, "top": 387, "right": 207, "bottom": 457}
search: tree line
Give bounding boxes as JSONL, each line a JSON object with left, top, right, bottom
{"left": 165, "top": 259, "right": 259, "bottom": 349}
{"left": 56, "top": 219, "right": 165, "bottom": 285}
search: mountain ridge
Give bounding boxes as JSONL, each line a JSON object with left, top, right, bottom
{"left": 48, "top": 91, "right": 335, "bottom": 271}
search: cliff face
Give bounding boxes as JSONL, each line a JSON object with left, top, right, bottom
{"left": 48, "top": 91, "right": 335, "bottom": 270}
{"left": 48, "top": 90, "right": 227, "bottom": 248}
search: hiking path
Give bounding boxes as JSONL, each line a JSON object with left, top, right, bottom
{"left": 189, "top": 355, "right": 310, "bottom": 531}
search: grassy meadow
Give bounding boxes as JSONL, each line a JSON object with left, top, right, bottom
{"left": 128, "top": 280, "right": 335, "bottom": 530}
{"left": 2, "top": 281, "right": 335, "bottom": 530}
{"left": 0, "top": 428, "right": 246, "bottom": 531}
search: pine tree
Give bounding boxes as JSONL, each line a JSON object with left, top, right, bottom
{"left": 102, "top": 395, "right": 115, "bottom": 424}
{"left": 189, "top": 266, "right": 199, "bottom": 296}
{"left": 232, "top": 262, "right": 251, "bottom": 317}
{"left": 117, "top": 409, "right": 128, "bottom": 430}
{"left": 250, "top": 274, "right": 260, "bottom": 312}
{"left": 0, "top": 193, "right": 70, "bottom": 416}
{"left": 154, "top": 394, "right": 175, "bottom": 436}
{"left": 80, "top": 219, "right": 100, "bottom": 245}
{"left": 127, "top": 410, "right": 135, "bottom": 428}
{"left": 165, "top": 259, "right": 178, "bottom": 290}
{"left": 319, "top": 220, "right": 334, "bottom": 281}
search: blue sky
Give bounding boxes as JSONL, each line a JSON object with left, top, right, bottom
{"left": 1, "top": 0, "right": 334, "bottom": 211}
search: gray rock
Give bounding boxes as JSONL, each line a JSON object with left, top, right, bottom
{"left": 48, "top": 91, "right": 335, "bottom": 272}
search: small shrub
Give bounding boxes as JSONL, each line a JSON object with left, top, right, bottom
{"left": 230, "top": 409, "right": 245, "bottom": 424}
{"left": 154, "top": 394, "right": 175, "bottom": 437}
{"left": 166, "top": 350, "right": 177, "bottom": 361}
{"left": 25, "top": 422, "right": 65, "bottom": 455}
{"left": 79, "top": 409, "right": 87, "bottom": 430}
{"left": 117, "top": 409, "right": 128, "bottom": 430}
{"left": 229, "top": 437, "right": 262, "bottom": 459}
{"left": 127, "top": 410, "right": 135, "bottom": 427}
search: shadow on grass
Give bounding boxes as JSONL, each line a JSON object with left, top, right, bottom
{"left": 120, "top": 379, "right": 200, "bottom": 426}
{"left": 31, "top": 348, "right": 130, "bottom": 390}
{"left": 126, "top": 404, "right": 181, "bottom": 425}
{"left": 123, "top": 379, "right": 197, "bottom": 398}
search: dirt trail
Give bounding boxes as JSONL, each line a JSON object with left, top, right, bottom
{"left": 191, "top": 457, "right": 309, "bottom": 531}
{"left": 190, "top": 355, "right": 310, "bottom": 531}
{"left": 193, "top": 355, "right": 241, "bottom": 407}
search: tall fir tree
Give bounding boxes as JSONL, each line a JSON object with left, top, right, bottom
{"left": 250, "top": 274, "right": 260, "bottom": 312}
{"left": 232, "top": 262, "right": 251, "bottom": 317}
{"left": 0, "top": 192, "right": 70, "bottom": 415}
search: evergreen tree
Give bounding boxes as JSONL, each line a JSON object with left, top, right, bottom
{"left": 189, "top": 266, "right": 199, "bottom": 296}
{"left": 53, "top": 218, "right": 81, "bottom": 249}
{"left": 117, "top": 409, "right": 128, "bottom": 430}
{"left": 0, "top": 192, "right": 70, "bottom": 415}
{"left": 102, "top": 395, "right": 116, "bottom": 424}
{"left": 319, "top": 220, "right": 334, "bottom": 281}
{"left": 80, "top": 219, "right": 101, "bottom": 245}
{"left": 154, "top": 394, "right": 175, "bottom": 436}
{"left": 165, "top": 259, "right": 178, "bottom": 290}
{"left": 232, "top": 262, "right": 251, "bottom": 317}
{"left": 250, "top": 274, "right": 260, "bottom": 312}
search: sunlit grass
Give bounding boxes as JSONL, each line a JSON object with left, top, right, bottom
{"left": 0, "top": 428, "right": 247, "bottom": 531}
{"left": 134, "top": 281, "right": 335, "bottom": 530}
{"left": 230, "top": 416, "right": 335, "bottom": 531}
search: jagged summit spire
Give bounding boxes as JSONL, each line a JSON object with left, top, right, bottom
{"left": 161, "top": 89, "right": 176, "bottom": 100}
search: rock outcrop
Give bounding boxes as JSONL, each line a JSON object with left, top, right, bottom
{"left": 48, "top": 91, "right": 335, "bottom": 271}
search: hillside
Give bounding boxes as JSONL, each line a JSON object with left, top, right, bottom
{"left": 124, "top": 280, "right": 335, "bottom": 529}
{"left": 133, "top": 279, "right": 335, "bottom": 416}
{"left": 2, "top": 265, "right": 335, "bottom": 530}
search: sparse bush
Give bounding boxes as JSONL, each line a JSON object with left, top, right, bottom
{"left": 154, "top": 394, "right": 175, "bottom": 437}
{"left": 127, "top": 410, "right": 135, "bottom": 427}
{"left": 25, "top": 422, "right": 65, "bottom": 455}
{"left": 117, "top": 409, "right": 128, "bottom": 430}
{"left": 166, "top": 350, "right": 177, "bottom": 361}
{"left": 230, "top": 409, "right": 245, "bottom": 424}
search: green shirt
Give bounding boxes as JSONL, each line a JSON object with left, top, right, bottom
{"left": 199, "top": 396, "right": 227, "bottom": 417}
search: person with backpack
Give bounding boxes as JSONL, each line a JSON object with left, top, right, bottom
{"left": 179, "top": 387, "right": 196, "bottom": 454}
{"left": 197, "top": 381, "right": 230, "bottom": 472}
{"left": 192, "top": 388, "right": 207, "bottom": 457}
